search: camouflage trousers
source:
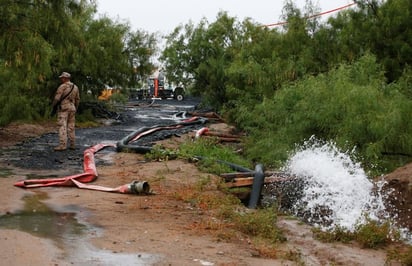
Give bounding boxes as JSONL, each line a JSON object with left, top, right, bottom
{"left": 57, "top": 111, "right": 76, "bottom": 148}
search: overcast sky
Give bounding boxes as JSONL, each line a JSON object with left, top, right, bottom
{"left": 96, "top": 0, "right": 354, "bottom": 35}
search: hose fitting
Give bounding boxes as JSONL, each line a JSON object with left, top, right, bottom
{"left": 128, "top": 180, "right": 150, "bottom": 194}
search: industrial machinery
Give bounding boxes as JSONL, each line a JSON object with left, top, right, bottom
{"left": 135, "top": 70, "right": 185, "bottom": 101}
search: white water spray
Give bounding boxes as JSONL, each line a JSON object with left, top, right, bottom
{"left": 282, "top": 137, "right": 387, "bottom": 232}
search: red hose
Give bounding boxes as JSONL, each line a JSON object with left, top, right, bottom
{"left": 14, "top": 117, "right": 205, "bottom": 192}
{"left": 14, "top": 143, "right": 115, "bottom": 189}
{"left": 195, "top": 127, "right": 209, "bottom": 139}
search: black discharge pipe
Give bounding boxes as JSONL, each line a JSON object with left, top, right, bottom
{"left": 116, "top": 117, "right": 208, "bottom": 153}
{"left": 248, "top": 164, "right": 265, "bottom": 209}
{"left": 116, "top": 126, "right": 155, "bottom": 153}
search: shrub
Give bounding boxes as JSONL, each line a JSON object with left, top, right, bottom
{"left": 231, "top": 207, "right": 286, "bottom": 243}
{"left": 178, "top": 138, "right": 251, "bottom": 175}
{"left": 241, "top": 54, "right": 412, "bottom": 173}
{"left": 354, "top": 220, "right": 394, "bottom": 249}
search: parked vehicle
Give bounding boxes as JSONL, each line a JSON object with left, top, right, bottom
{"left": 134, "top": 70, "right": 185, "bottom": 101}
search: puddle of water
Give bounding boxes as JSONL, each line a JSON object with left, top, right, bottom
{"left": 0, "top": 165, "right": 73, "bottom": 180}
{"left": 134, "top": 106, "right": 195, "bottom": 122}
{"left": 134, "top": 113, "right": 178, "bottom": 121}
{"left": 0, "top": 192, "right": 163, "bottom": 265}
{"left": 158, "top": 103, "right": 196, "bottom": 110}
{"left": 0, "top": 192, "right": 87, "bottom": 245}
{"left": 68, "top": 241, "right": 162, "bottom": 266}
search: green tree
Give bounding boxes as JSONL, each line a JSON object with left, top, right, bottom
{"left": 0, "top": 0, "right": 160, "bottom": 125}
{"left": 77, "top": 17, "right": 129, "bottom": 91}
{"left": 243, "top": 54, "right": 412, "bottom": 172}
{"left": 368, "top": 0, "right": 412, "bottom": 82}
{"left": 223, "top": 21, "right": 282, "bottom": 124}
{"left": 0, "top": 0, "right": 93, "bottom": 124}
{"left": 162, "top": 12, "right": 240, "bottom": 109}
{"left": 124, "top": 29, "right": 158, "bottom": 87}
{"left": 161, "top": 22, "right": 197, "bottom": 89}
{"left": 325, "top": 0, "right": 412, "bottom": 82}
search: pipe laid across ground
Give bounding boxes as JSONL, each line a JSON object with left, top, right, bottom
{"left": 248, "top": 164, "right": 265, "bottom": 209}
{"left": 117, "top": 116, "right": 207, "bottom": 153}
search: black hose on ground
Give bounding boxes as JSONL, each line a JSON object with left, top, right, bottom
{"left": 116, "top": 117, "right": 208, "bottom": 154}
{"left": 116, "top": 126, "right": 155, "bottom": 153}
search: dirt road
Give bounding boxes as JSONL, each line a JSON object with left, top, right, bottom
{"left": 0, "top": 99, "right": 409, "bottom": 265}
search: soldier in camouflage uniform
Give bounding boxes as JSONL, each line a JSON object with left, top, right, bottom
{"left": 52, "top": 72, "right": 80, "bottom": 151}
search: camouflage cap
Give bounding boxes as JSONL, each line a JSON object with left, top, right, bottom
{"left": 58, "top": 72, "right": 71, "bottom": 78}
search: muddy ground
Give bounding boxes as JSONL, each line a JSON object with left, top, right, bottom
{"left": 0, "top": 99, "right": 411, "bottom": 265}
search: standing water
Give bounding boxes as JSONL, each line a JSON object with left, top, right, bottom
{"left": 282, "top": 137, "right": 388, "bottom": 232}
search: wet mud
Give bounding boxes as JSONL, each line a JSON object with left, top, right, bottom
{"left": 0, "top": 99, "right": 203, "bottom": 172}
{"left": 0, "top": 98, "right": 211, "bottom": 265}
